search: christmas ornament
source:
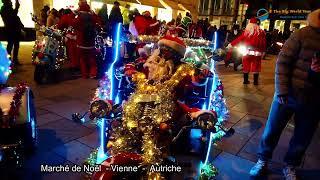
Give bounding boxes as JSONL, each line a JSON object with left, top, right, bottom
{"left": 199, "top": 163, "right": 218, "bottom": 179}
{"left": 1, "top": 83, "right": 27, "bottom": 128}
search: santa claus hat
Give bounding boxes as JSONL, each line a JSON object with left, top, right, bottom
{"left": 158, "top": 36, "right": 186, "bottom": 56}
{"left": 249, "top": 18, "right": 258, "bottom": 24}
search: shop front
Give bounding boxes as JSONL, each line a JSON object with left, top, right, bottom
{"left": 1, "top": 0, "right": 198, "bottom": 41}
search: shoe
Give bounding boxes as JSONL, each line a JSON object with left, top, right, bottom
{"left": 224, "top": 61, "right": 230, "bottom": 67}
{"left": 283, "top": 166, "right": 297, "bottom": 180}
{"left": 249, "top": 159, "right": 268, "bottom": 177}
{"left": 253, "top": 73, "right": 259, "bottom": 85}
{"left": 243, "top": 73, "right": 250, "bottom": 84}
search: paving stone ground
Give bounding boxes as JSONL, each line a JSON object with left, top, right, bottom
{"left": 2, "top": 42, "right": 320, "bottom": 180}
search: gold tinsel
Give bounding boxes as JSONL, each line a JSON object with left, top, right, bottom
{"left": 148, "top": 172, "right": 165, "bottom": 180}
{"left": 109, "top": 64, "right": 195, "bottom": 165}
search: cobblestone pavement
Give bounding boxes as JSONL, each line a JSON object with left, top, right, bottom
{"left": 2, "top": 42, "right": 320, "bottom": 180}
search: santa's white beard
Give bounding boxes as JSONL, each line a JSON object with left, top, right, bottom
{"left": 143, "top": 49, "right": 175, "bottom": 82}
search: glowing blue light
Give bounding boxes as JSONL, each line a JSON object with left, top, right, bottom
{"left": 81, "top": 118, "right": 85, "bottom": 123}
{"left": 96, "top": 146, "right": 108, "bottom": 164}
{"left": 204, "top": 132, "right": 214, "bottom": 164}
{"left": 213, "top": 31, "right": 218, "bottom": 51}
{"left": 202, "top": 103, "right": 207, "bottom": 110}
{"left": 199, "top": 31, "right": 221, "bottom": 172}
{"left": 31, "top": 118, "right": 36, "bottom": 139}
{"left": 115, "top": 94, "right": 120, "bottom": 104}
{"left": 0, "top": 42, "right": 11, "bottom": 84}
{"left": 190, "top": 129, "right": 202, "bottom": 139}
{"left": 27, "top": 89, "right": 31, "bottom": 123}
{"left": 208, "top": 61, "right": 216, "bottom": 110}
{"left": 199, "top": 161, "right": 204, "bottom": 175}
{"left": 96, "top": 23, "right": 121, "bottom": 164}
{"left": 107, "top": 23, "right": 122, "bottom": 101}
{"left": 97, "top": 118, "right": 108, "bottom": 164}
{"left": 203, "top": 31, "right": 218, "bottom": 111}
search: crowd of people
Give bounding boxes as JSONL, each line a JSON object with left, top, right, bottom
{"left": 1, "top": 0, "right": 291, "bottom": 80}
{"left": 34, "top": 0, "right": 232, "bottom": 79}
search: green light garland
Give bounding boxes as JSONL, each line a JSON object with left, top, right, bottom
{"left": 199, "top": 163, "right": 218, "bottom": 179}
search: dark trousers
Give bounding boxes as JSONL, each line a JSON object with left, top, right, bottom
{"left": 258, "top": 95, "right": 319, "bottom": 166}
{"left": 7, "top": 37, "right": 20, "bottom": 63}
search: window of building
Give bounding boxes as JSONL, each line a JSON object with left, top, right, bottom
{"left": 158, "top": 8, "right": 172, "bottom": 22}
{"left": 0, "top": 0, "right": 34, "bottom": 28}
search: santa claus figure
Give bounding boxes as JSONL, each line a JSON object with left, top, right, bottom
{"left": 92, "top": 36, "right": 215, "bottom": 179}
{"left": 228, "top": 18, "right": 266, "bottom": 85}
{"left": 133, "top": 11, "right": 159, "bottom": 35}
{"left": 57, "top": 9, "right": 78, "bottom": 72}
{"left": 73, "top": 0, "right": 101, "bottom": 78}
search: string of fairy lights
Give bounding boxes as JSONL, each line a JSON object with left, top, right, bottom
{"left": 85, "top": 27, "right": 229, "bottom": 179}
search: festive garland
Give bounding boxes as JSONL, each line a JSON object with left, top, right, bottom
{"left": 136, "top": 35, "right": 212, "bottom": 47}
{"left": 1, "top": 83, "right": 28, "bottom": 128}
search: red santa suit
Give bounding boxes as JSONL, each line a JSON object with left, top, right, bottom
{"left": 134, "top": 11, "right": 153, "bottom": 35}
{"left": 73, "top": 3, "right": 101, "bottom": 78}
{"left": 147, "top": 18, "right": 160, "bottom": 35}
{"left": 230, "top": 18, "right": 266, "bottom": 73}
{"left": 57, "top": 12, "right": 78, "bottom": 69}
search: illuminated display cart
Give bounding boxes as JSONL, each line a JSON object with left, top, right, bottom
{"left": 73, "top": 24, "right": 233, "bottom": 179}
{"left": 0, "top": 43, "right": 37, "bottom": 170}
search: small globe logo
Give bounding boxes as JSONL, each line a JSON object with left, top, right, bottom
{"left": 257, "top": 8, "right": 269, "bottom": 21}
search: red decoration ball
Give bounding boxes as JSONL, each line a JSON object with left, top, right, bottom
{"left": 160, "top": 123, "right": 169, "bottom": 130}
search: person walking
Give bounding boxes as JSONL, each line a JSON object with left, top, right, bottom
{"left": 176, "top": 13, "right": 182, "bottom": 26}
{"left": 228, "top": 18, "right": 266, "bottom": 85}
{"left": 224, "top": 24, "right": 241, "bottom": 67}
{"left": 122, "top": 4, "right": 130, "bottom": 30}
{"left": 98, "top": 4, "right": 109, "bottom": 35}
{"left": 73, "top": 1, "right": 100, "bottom": 78}
{"left": 57, "top": 9, "right": 78, "bottom": 74}
{"left": 46, "top": 8, "right": 59, "bottom": 27}
{"left": 40, "top": 5, "right": 50, "bottom": 26}
{"left": 109, "top": 1, "right": 123, "bottom": 36}
{"left": 249, "top": 9, "right": 320, "bottom": 180}
{"left": 0, "top": 0, "right": 24, "bottom": 66}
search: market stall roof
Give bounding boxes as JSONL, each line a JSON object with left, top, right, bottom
{"left": 138, "top": 0, "right": 166, "bottom": 8}
{"left": 104, "top": 0, "right": 165, "bottom": 8}
{"left": 178, "top": 3, "right": 197, "bottom": 14}
{"left": 104, "top": 0, "right": 132, "bottom": 6}
{"left": 161, "top": 0, "right": 184, "bottom": 11}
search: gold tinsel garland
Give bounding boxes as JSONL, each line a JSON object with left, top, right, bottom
{"left": 136, "top": 35, "right": 211, "bottom": 47}
{"left": 109, "top": 63, "right": 195, "bottom": 165}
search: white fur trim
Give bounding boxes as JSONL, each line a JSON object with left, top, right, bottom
{"left": 307, "top": 9, "right": 320, "bottom": 28}
{"left": 158, "top": 39, "right": 186, "bottom": 56}
{"left": 190, "top": 110, "right": 215, "bottom": 119}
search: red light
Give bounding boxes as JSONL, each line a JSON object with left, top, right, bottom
{"left": 37, "top": 52, "right": 45, "bottom": 59}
